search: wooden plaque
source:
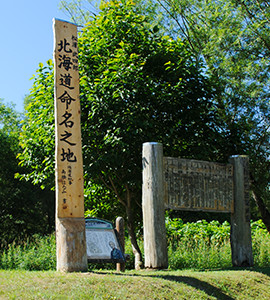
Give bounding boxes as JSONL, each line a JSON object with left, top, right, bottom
{"left": 164, "top": 157, "right": 234, "bottom": 213}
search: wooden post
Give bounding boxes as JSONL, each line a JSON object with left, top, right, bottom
{"left": 53, "top": 19, "right": 87, "bottom": 272}
{"left": 229, "top": 155, "right": 253, "bottom": 267}
{"left": 142, "top": 142, "right": 168, "bottom": 269}
{"left": 116, "top": 217, "right": 125, "bottom": 272}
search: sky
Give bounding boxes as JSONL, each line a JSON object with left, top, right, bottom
{"left": 0, "top": 0, "right": 70, "bottom": 113}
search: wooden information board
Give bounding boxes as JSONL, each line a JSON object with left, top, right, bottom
{"left": 142, "top": 143, "right": 253, "bottom": 269}
{"left": 85, "top": 218, "right": 125, "bottom": 263}
{"left": 164, "top": 157, "right": 234, "bottom": 213}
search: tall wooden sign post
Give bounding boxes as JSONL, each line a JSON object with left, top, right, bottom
{"left": 53, "top": 19, "right": 87, "bottom": 272}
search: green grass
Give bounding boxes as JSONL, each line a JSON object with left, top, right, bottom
{"left": 168, "top": 239, "right": 232, "bottom": 270}
{"left": 165, "top": 218, "right": 270, "bottom": 270}
{"left": 0, "top": 268, "right": 269, "bottom": 299}
{"left": 1, "top": 219, "right": 269, "bottom": 271}
{"left": 0, "top": 219, "right": 269, "bottom": 299}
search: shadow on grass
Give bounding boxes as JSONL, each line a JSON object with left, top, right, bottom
{"left": 91, "top": 271, "right": 234, "bottom": 300}
{"left": 91, "top": 266, "right": 270, "bottom": 298}
{"left": 156, "top": 275, "right": 233, "bottom": 300}
{"left": 252, "top": 267, "right": 270, "bottom": 277}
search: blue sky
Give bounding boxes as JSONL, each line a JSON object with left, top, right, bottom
{"left": 0, "top": 1, "right": 69, "bottom": 112}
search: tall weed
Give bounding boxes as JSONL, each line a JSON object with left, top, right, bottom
{"left": 166, "top": 218, "right": 270, "bottom": 270}
{"left": 0, "top": 219, "right": 269, "bottom": 271}
{"left": 0, "top": 234, "right": 56, "bottom": 270}
{"left": 166, "top": 218, "right": 232, "bottom": 270}
{"left": 251, "top": 220, "right": 270, "bottom": 267}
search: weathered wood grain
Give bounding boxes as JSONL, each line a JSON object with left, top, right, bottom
{"left": 142, "top": 142, "right": 168, "bottom": 269}
{"left": 229, "top": 156, "right": 253, "bottom": 267}
{"left": 54, "top": 19, "right": 87, "bottom": 272}
{"left": 164, "top": 157, "right": 234, "bottom": 213}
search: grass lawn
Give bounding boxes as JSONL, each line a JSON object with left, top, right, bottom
{"left": 0, "top": 267, "right": 269, "bottom": 299}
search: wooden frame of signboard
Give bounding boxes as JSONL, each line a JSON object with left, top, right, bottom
{"left": 142, "top": 142, "right": 253, "bottom": 269}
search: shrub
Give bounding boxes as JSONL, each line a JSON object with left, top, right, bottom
{"left": 166, "top": 218, "right": 270, "bottom": 270}
{"left": 0, "top": 219, "right": 269, "bottom": 271}
{"left": 251, "top": 220, "right": 270, "bottom": 267}
{"left": 0, "top": 234, "right": 56, "bottom": 270}
{"left": 166, "top": 218, "right": 232, "bottom": 270}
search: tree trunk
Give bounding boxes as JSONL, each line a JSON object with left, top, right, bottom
{"left": 250, "top": 172, "right": 270, "bottom": 233}
{"left": 126, "top": 207, "right": 143, "bottom": 270}
{"left": 251, "top": 189, "right": 270, "bottom": 233}
{"left": 105, "top": 175, "right": 143, "bottom": 270}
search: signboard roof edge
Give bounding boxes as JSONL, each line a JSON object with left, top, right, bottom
{"left": 85, "top": 217, "right": 114, "bottom": 229}
{"left": 53, "top": 18, "right": 79, "bottom": 27}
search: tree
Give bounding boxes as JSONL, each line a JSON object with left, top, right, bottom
{"left": 77, "top": 0, "right": 225, "bottom": 268}
{"left": 59, "top": 0, "right": 99, "bottom": 24}
{"left": 0, "top": 100, "right": 54, "bottom": 247}
{"left": 154, "top": 0, "right": 270, "bottom": 231}
{"left": 18, "top": 61, "right": 55, "bottom": 189}
{"left": 19, "top": 0, "right": 224, "bottom": 268}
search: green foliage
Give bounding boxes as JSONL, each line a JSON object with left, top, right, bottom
{"left": 18, "top": 1, "right": 223, "bottom": 255}
{"left": 59, "top": 0, "right": 99, "bottom": 24}
{"left": 168, "top": 239, "right": 232, "bottom": 270}
{"left": 166, "top": 218, "right": 270, "bottom": 270}
{"left": 1, "top": 219, "right": 268, "bottom": 271}
{"left": 0, "top": 234, "right": 56, "bottom": 271}
{"left": 155, "top": 0, "right": 270, "bottom": 221}
{"left": 78, "top": 0, "right": 221, "bottom": 243}
{"left": 84, "top": 181, "right": 123, "bottom": 220}
{"left": 166, "top": 218, "right": 232, "bottom": 269}
{"left": 166, "top": 218, "right": 231, "bottom": 248}
{"left": 57, "top": 0, "right": 270, "bottom": 229}
{"left": 17, "top": 60, "right": 55, "bottom": 189}
{"left": 0, "top": 100, "right": 55, "bottom": 246}
{"left": 0, "top": 99, "right": 22, "bottom": 139}
{"left": 251, "top": 220, "right": 270, "bottom": 267}
{"left": 157, "top": 0, "right": 270, "bottom": 153}
{"left": 59, "top": 0, "right": 163, "bottom": 27}
{"left": 124, "top": 236, "right": 144, "bottom": 270}
{"left": 0, "top": 100, "right": 22, "bottom": 194}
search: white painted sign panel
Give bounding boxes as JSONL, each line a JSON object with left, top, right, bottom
{"left": 85, "top": 218, "right": 125, "bottom": 262}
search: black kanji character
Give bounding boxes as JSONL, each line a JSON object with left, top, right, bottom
{"left": 60, "top": 148, "right": 77, "bottom": 162}
{"left": 58, "top": 91, "right": 75, "bottom": 110}
{"left": 58, "top": 55, "right": 73, "bottom": 71}
{"left": 60, "top": 73, "right": 74, "bottom": 89}
{"left": 58, "top": 38, "right": 72, "bottom": 53}
{"left": 60, "top": 131, "right": 76, "bottom": 146}
{"left": 59, "top": 111, "right": 74, "bottom": 128}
